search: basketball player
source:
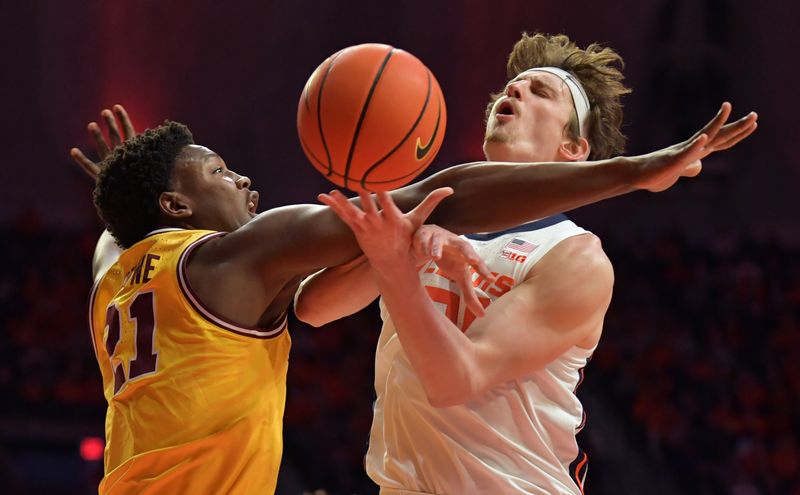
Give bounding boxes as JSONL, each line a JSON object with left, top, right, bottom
{"left": 294, "top": 33, "right": 758, "bottom": 494}
{"left": 74, "top": 63, "right": 753, "bottom": 493}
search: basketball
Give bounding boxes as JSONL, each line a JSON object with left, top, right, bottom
{"left": 297, "top": 43, "right": 447, "bottom": 192}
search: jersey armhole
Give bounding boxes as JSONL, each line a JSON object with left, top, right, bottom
{"left": 177, "top": 232, "right": 288, "bottom": 339}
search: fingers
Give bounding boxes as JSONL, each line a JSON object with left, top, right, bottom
{"left": 407, "top": 187, "right": 454, "bottom": 226}
{"left": 70, "top": 147, "right": 101, "bottom": 180}
{"left": 102, "top": 109, "right": 123, "bottom": 148}
{"left": 412, "top": 228, "right": 434, "bottom": 260}
{"left": 463, "top": 247, "right": 494, "bottom": 282}
{"left": 318, "top": 190, "right": 366, "bottom": 229}
{"left": 689, "top": 102, "right": 731, "bottom": 144}
{"left": 375, "top": 191, "right": 403, "bottom": 219}
{"left": 451, "top": 241, "right": 494, "bottom": 282}
{"left": 460, "top": 269, "right": 486, "bottom": 318}
{"left": 430, "top": 231, "right": 444, "bottom": 259}
{"left": 113, "top": 104, "right": 136, "bottom": 139}
{"left": 359, "top": 191, "right": 379, "bottom": 217}
{"left": 679, "top": 133, "right": 709, "bottom": 163}
{"left": 88, "top": 122, "right": 111, "bottom": 159}
{"left": 708, "top": 115, "right": 758, "bottom": 152}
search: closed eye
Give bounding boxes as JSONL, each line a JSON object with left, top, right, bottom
{"left": 530, "top": 82, "right": 551, "bottom": 98}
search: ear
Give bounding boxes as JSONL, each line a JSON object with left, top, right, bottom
{"left": 558, "top": 136, "right": 591, "bottom": 162}
{"left": 159, "top": 191, "right": 193, "bottom": 220}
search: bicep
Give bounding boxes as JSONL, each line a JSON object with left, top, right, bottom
{"left": 218, "top": 203, "right": 364, "bottom": 278}
{"left": 468, "top": 237, "right": 613, "bottom": 388}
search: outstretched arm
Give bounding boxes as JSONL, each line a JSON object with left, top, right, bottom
{"left": 70, "top": 105, "right": 136, "bottom": 283}
{"left": 397, "top": 102, "right": 757, "bottom": 232}
{"left": 233, "top": 102, "right": 757, "bottom": 281}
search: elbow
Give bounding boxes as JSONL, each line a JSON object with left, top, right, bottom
{"left": 427, "top": 392, "right": 469, "bottom": 409}
{"left": 293, "top": 296, "right": 326, "bottom": 328}
{"left": 426, "top": 384, "right": 480, "bottom": 408}
{"left": 296, "top": 314, "right": 326, "bottom": 329}
{"left": 423, "top": 371, "right": 482, "bottom": 409}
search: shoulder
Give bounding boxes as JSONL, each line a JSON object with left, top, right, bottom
{"left": 521, "top": 233, "right": 613, "bottom": 319}
{"left": 533, "top": 233, "right": 612, "bottom": 279}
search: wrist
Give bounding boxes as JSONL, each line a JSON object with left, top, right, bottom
{"left": 370, "top": 254, "right": 420, "bottom": 285}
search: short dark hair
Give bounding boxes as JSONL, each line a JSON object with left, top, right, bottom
{"left": 93, "top": 121, "right": 194, "bottom": 248}
{"left": 486, "top": 33, "right": 631, "bottom": 160}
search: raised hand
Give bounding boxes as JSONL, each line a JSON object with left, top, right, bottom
{"left": 633, "top": 102, "right": 757, "bottom": 192}
{"left": 317, "top": 188, "right": 452, "bottom": 267}
{"left": 319, "top": 189, "right": 494, "bottom": 317}
{"left": 70, "top": 104, "right": 137, "bottom": 181}
{"left": 413, "top": 224, "right": 494, "bottom": 317}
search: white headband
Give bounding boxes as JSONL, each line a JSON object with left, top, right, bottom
{"left": 516, "top": 67, "right": 590, "bottom": 137}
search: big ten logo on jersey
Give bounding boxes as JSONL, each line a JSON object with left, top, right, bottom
{"left": 422, "top": 264, "right": 515, "bottom": 332}
{"left": 123, "top": 253, "right": 161, "bottom": 287}
{"left": 500, "top": 251, "right": 527, "bottom": 263}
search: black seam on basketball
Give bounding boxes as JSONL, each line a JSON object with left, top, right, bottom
{"left": 318, "top": 51, "right": 342, "bottom": 176}
{"left": 321, "top": 153, "right": 432, "bottom": 185}
{"left": 343, "top": 46, "right": 395, "bottom": 189}
{"left": 415, "top": 80, "right": 441, "bottom": 160}
{"left": 359, "top": 70, "right": 432, "bottom": 190}
{"left": 303, "top": 132, "right": 420, "bottom": 187}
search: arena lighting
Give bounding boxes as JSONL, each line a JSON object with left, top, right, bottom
{"left": 80, "top": 437, "right": 104, "bottom": 461}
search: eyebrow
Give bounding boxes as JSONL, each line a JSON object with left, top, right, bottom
{"left": 508, "top": 74, "right": 561, "bottom": 95}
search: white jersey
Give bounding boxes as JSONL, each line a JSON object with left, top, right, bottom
{"left": 367, "top": 215, "right": 596, "bottom": 495}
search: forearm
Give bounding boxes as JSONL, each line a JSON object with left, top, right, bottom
{"left": 374, "top": 266, "right": 479, "bottom": 407}
{"left": 294, "top": 255, "right": 379, "bottom": 327}
{"left": 394, "top": 157, "right": 634, "bottom": 234}
{"left": 93, "top": 230, "right": 122, "bottom": 283}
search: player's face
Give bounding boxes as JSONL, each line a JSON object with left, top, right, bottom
{"left": 483, "top": 71, "right": 577, "bottom": 163}
{"left": 170, "top": 145, "right": 259, "bottom": 232}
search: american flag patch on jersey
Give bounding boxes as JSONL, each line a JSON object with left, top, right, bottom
{"left": 503, "top": 238, "right": 538, "bottom": 253}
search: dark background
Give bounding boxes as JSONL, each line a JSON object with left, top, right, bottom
{"left": 1, "top": 0, "right": 798, "bottom": 494}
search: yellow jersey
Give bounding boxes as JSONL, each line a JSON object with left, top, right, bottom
{"left": 89, "top": 229, "right": 291, "bottom": 494}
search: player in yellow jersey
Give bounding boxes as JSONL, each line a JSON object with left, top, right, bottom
{"left": 72, "top": 100, "right": 755, "bottom": 494}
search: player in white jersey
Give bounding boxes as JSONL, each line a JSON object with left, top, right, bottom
{"left": 295, "top": 32, "right": 757, "bottom": 494}
{"left": 366, "top": 215, "right": 594, "bottom": 494}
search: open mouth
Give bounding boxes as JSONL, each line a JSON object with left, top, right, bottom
{"left": 247, "top": 191, "right": 260, "bottom": 216}
{"left": 496, "top": 99, "right": 516, "bottom": 117}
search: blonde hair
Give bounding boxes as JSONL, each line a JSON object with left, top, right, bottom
{"left": 486, "top": 33, "right": 631, "bottom": 160}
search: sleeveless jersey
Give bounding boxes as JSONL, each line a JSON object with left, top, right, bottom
{"left": 367, "top": 215, "right": 595, "bottom": 495}
{"left": 89, "top": 229, "right": 291, "bottom": 494}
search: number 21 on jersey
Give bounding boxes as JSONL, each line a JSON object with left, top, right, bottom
{"left": 104, "top": 291, "right": 159, "bottom": 394}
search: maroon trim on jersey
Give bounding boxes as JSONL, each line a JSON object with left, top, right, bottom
{"left": 177, "top": 232, "right": 288, "bottom": 339}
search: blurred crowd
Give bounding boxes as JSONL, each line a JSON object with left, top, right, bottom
{"left": 0, "top": 216, "right": 797, "bottom": 494}
{"left": 592, "top": 233, "right": 800, "bottom": 494}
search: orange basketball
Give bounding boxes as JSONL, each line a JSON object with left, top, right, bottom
{"left": 297, "top": 43, "right": 446, "bottom": 192}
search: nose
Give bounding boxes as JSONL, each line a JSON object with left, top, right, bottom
{"left": 234, "top": 174, "right": 251, "bottom": 189}
{"left": 505, "top": 80, "right": 525, "bottom": 99}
